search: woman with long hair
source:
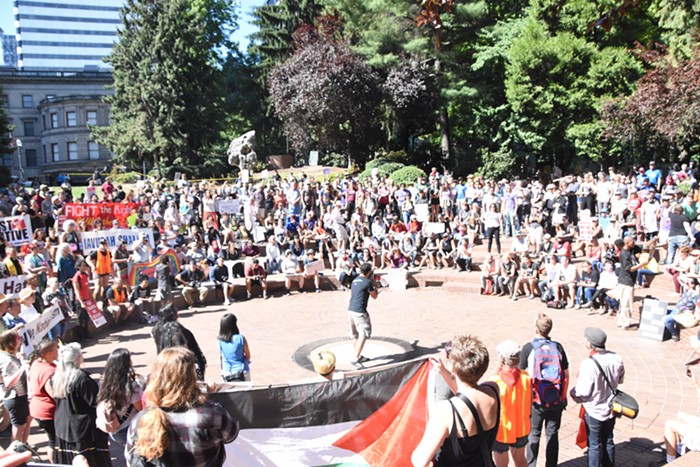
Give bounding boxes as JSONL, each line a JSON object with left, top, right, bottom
{"left": 52, "top": 342, "right": 112, "bottom": 466}
{"left": 28, "top": 338, "right": 59, "bottom": 463}
{"left": 151, "top": 304, "right": 207, "bottom": 380}
{"left": 0, "top": 330, "right": 31, "bottom": 444}
{"left": 96, "top": 348, "right": 144, "bottom": 446}
{"left": 126, "top": 348, "right": 239, "bottom": 466}
{"left": 412, "top": 334, "right": 500, "bottom": 467}
{"left": 218, "top": 314, "right": 251, "bottom": 382}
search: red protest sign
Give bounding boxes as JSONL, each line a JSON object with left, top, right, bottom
{"left": 64, "top": 203, "right": 138, "bottom": 228}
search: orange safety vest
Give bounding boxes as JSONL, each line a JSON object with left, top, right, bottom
{"left": 95, "top": 249, "right": 113, "bottom": 276}
{"left": 113, "top": 286, "right": 127, "bottom": 303}
{"left": 491, "top": 370, "right": 532, "bottom": 444}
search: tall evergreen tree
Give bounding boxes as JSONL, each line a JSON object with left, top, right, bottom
{"left": 94, "top": 0, "right": 236, "bottom": 177}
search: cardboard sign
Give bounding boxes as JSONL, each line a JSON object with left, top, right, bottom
{"left": 425, "top": 222, "right": 446, "bottom": 235}
{"left": 218, "top": 199, "right": 241, "bottom": 214}
{"left": 0, "top": 275, "right": 27, "bottom": 296}
{"left": 304, "top": 259, "right": 324, "bottom": 274}
{"left": 84, "top": 299, "right": 107, "bottom": 328}
{"left": 414, "top": 205, "right": 429, "bottom": 223}
{"left": 0, "top": 215, "right": 33, "bottom": 246}
{"left": 64, "top": 202, "right": 138, "bottom": 227}
{"left": 24, "top": 305, "right": 64, "bottom": 347}
{"left": 80, "top": 228, "right": 155, "bottom": 254}
{"left": 639, "top": 298, "right": 669, "bottom": 341}
{"left": 128, "top": 248, "right": 181, "bottom": 287}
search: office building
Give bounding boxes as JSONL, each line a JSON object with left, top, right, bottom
{"left": 1, "top": 70, "right": 113, "bottom": 180}
{"left": 14, "top": 0, "right": 122, "bottom": 71}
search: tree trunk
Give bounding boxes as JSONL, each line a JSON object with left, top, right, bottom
{"left": 434, "top": 56, "right": 451, "bottom": 167}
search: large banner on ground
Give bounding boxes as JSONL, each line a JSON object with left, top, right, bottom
{"left": 210, "top": 359, "right": 429, "bottom": 466}
{"left": 80, "top": 228, "right": 155, "bottom": 254}
{"left": 128, "top": 248, "right": 181, "bottom": 287}
{"left": 0, "top": 215, "right": 33, "bottom": 246}
{"left": 0, "top": 275, "right": 27, "bottom": 296}
{"left": 64, "top": 203, "right": 137, "bottom": 228}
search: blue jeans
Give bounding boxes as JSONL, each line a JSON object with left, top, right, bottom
{"left": 576, "top": 286, "right": 596, "bottom": 305}
{"left": 504, "top": 210, "right": 517, "bottom": 236}
{"left": 636, "top": 268, "right": 655, "bottom": 286}
{"left": 585, "top": 412, "right": 615, "bottom": 467}
{"left": 667, "top": 235, "right": 689, "bottom": 264}
{"left": 663, "top": 308, "right": 681, "bottom": 337}
{"left": 527, "top": 404, "right": 564, "bottom": 467}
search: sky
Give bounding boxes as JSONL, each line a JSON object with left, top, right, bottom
{"left": 0, "top": 0, "right": 265, "bottom": 51}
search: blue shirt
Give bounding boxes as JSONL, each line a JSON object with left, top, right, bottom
{"left": 218, "top": 335, "right": 248, "bottom": 375}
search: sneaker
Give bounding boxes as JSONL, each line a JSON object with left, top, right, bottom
{"left": 357, "top": 355, "right": 370, "bottom": 364}
{"left": 528, "top": 294, "right": 535, "bottom": 300}
{"left": 246, "top": 292, "right": 252, "bottom": 299}
{"left": 315, "top": 288, "right": 321, "bottom": 293}
{"left": 263, "top": 292, "right": 268, "bottom": 299}
{"left": 224, "top": 300, "right": 231, "bottom": 306}
{"left": 672, "top": 334, "right": 680, "bottom": 342}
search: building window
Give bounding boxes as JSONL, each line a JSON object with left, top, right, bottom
{"left": 66, "top": 112, "right": 77, "bottom": 127}
{"left": 22, "top": 95, "right": 33, "bottom": 108}
{"left": 50, "top": 113, "right": 58, "bottom": 129}
{"left": 25, "top": 149, "right": 37, "bottom": 167}
{"left": 67, "top": 142, "right": 78, "bottom": 160}
{"left": 86, "top": 111, "right": 98, "bottom": 126}
{"left": 23, "top": 121, "right": 35, "bottom": 137}
{"left": 88, "top": 141, "right": 100, "bottom": 160}
{"left": 1, "top": 95, "right": 8, "bottom": 108}
{"left": 51, "top": 143, "right": 59, "bottom": 162}
{"left": 1, "top": 154, "right": 10, "bottom": 167}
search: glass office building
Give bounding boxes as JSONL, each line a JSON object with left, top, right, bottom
{"left": 14, "top": 0, "right": 122, "bottom": 71}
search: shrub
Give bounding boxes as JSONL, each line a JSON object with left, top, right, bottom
{"left": 110, "top": 171, "right": 141, "bottom": 184}
{"left": 364, "top": 158, "right": 392, "bottom": 171}
{"left": 358, "top": 161, "right": 405, "bottom": 181}
{"left": 390, "top": 165, "right": 426, "bottom": 185}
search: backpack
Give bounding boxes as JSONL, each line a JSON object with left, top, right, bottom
{"left": 530, "top": 339, "right": 564, "bottom": 408}
{"left": 96, "top": 400, "right": 120, "bottom": 434}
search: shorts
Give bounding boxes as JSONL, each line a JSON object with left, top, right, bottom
{"left": 348, "top": 311, "right": 372, "bottom": 339}
{"left": 492, "top": 435, "right": 528, "bottom": 453}
{"left": 4, "top": 394, "right": 29, "bottom": 426}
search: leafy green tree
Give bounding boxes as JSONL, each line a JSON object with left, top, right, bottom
{"left": 94, "top": 0, "right": 236, "bottom": 177}
{"left": 268, "top": 19, "right": 382, "bottom": 167}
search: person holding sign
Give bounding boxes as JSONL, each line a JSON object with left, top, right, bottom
{"left": 0, "top": 330, "right": 32, "bottom": 445}
{"left": 300, "top": 249, "right": 323, "bottom": 293}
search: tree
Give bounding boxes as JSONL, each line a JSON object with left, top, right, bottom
{"left": 94, "top": 0, "right": 237, "bottom": 177}
{"left": 268, "top": 20, "right": 382, "bottom": 167}
{"left": 602, "top": 53, "right": 700, "bottom": 164}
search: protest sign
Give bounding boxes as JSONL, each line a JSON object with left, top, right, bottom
{"left": 128, "top": 247, "right": 181, "bottom": 287}
{"left": 0, "top": 275, "right": 27, "bottom": 296}
{"left": 0, "top": 215, "right": 32, "bottom": 246}
{"left": 414, "top": 205, "right": 429, "bottom": 223}
{"left": 80, "top": 228, "right": 155, "bottom": 254}
{"left": 84, "top": 299, "right": 107, "bottom": 328}
{"left": 304, "top": 259, "right": 324, "bottom": 275}
{"left": 24, "top": 305, "right": 63, "bottom": 347}
{"left": 218, "top": 199, "right": 241, "bottom": 215}
{"left": 64, "top": 202, "right": 137, "bottom": 227}
{"left": 425, "top": 222, "right": 446, "bottom": 235}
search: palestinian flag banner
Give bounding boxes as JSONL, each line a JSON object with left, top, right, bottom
{"left": 209, "top": 359, "right": 431, "bottom": 466}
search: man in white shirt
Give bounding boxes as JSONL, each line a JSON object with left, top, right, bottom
{"left": 553, "top": 256, "right": 579, "bottom": 308}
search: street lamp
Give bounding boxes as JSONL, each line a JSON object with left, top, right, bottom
{"left": 15, "top": 138, "right": 24, "bottom": 182}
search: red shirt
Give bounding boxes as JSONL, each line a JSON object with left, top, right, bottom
{"left": 73, "top": 271, "right": 91, "bottom": 301}
{"left": 28, "top": 360, "right": 56, "bottom": 420}
{"left": 245, "top": 264, "right": 266, "bottom": 278}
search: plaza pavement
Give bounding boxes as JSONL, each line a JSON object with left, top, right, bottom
{"left": 40, "top": 280, "right": 699, "bottom": 466}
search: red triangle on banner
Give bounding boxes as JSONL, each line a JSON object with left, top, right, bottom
{"left": 333, "top": 361, "right": 431, "bottom": 466}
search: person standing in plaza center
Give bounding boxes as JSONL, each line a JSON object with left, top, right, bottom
{"left": 570, "top": 327, "right": 625, "bottom": 467}
{"left": 347, "top": 262, "right": 379, "bottom": 368}
{"left": 519, "top": 313, "right": 569, "bottom": 467}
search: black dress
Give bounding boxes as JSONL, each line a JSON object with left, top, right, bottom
{"left": 54, "top": 369, "right": 112, "bottom": 467}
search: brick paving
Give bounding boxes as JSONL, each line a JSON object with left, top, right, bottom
{"left": 11, "top": 244, "right": 700, "bottom": 466}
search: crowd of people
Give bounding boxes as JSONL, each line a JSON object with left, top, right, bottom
{"left": 0, "top": 160, "right": 699, "bottom": 465}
